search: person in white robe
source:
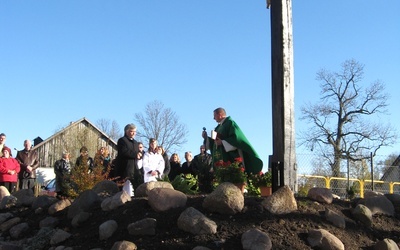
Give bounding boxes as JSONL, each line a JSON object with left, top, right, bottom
{"left": 142, "top": 138, "right": 164, "bottom": 183}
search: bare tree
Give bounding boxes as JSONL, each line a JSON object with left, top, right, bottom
{"left": 134, "top": 100, "right": 188, "bottom": 153}
{"left": 310, "top": 155, "right": 332, "bottom": 176}
{"left": 300, "top": 59, "right": 397, "bottom": 177}
{"left": 96, "top": 119, "right": 121, "bottom": 142}
{"left": 348, "top": 158, "right": 371, "bottom": 180}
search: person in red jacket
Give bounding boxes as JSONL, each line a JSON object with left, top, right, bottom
{"left": 0, "top": 146, "right": 20, "bottom": 193}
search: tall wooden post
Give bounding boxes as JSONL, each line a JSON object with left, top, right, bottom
{"left": 269, "top": 0, "right": 297, "bottom": 192}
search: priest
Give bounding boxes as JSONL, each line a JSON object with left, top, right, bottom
{"left": 202, "top": 107, "right": 263, "bottom": 174}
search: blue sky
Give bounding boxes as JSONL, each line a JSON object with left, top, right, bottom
{"left": 1, "top": 1, "right": 399, "bottom": 171}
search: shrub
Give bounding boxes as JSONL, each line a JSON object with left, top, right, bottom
{"left": 67, "top": 155, "right": 110, "bottom": 198}
{"left": 170, "top": 174, "right": 198, "bottom": 195}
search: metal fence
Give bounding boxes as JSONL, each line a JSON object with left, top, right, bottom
{"left": 296, "top": 153, "right": 400, "bottom": 198}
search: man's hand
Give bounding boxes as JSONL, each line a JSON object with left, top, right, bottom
{"left": 202, "top": 130, "right": 207, "bottom": 139}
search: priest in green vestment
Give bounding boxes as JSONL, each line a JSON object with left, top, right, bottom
{"left": 202, "top": 107, "right": 263, "bottom": 174}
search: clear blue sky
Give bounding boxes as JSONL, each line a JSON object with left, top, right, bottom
{"left": 1, "top": 1, "right": 399, "bottom": 171}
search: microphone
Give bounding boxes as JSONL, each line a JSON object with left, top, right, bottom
{"left": 202, "top": 127, "right": 207, "bottom": 147}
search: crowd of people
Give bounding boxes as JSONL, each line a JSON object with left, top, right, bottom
{"left": 112, "top": 107, "right": 263, "bottom": 195}
{"left": 113, "top": 124, "right": 215, "bottom": 193}
{"left": 1, "top": 107, "right": 263, "bottom": 199}
{"left": 0, "top": 133, "right": 39, "bottom": 194}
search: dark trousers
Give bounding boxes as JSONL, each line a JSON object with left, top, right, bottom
{"left": 19, "top": 178, "right": 35, "bottom": 190}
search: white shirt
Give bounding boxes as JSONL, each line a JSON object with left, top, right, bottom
{"left": 142, "top": 150, "right": 165, "bottom": 183}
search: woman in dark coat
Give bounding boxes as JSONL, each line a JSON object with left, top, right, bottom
{"left": 168, "top": 153, "right": 181, "bottom": 181}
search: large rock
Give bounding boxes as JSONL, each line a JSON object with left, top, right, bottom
{"left": 111, "top": 240, "right": 137, "bottom": 250}
{"left": 177, "top": 207, "right": 217, "bottom": 235}
{"left": 0, "top": 186, "right": 10, "bottom": 202}
{"left": 352, "top": 204, "right": 373, "bottom": 227}
{"left": 148, "top": 188, "right": 187, "bottom": 212}
{"left": 13, "top": 189, "right": 35, "bottom": 207}
{"left": 71, "top": 211, "right": 92, "bottom": 228}
{"left": 0, "top": 195, "right": 17, "bottom": 209}
{"left": 374, "top": 238, "right": 400, "bottom": 250}
{"left": 101, "top": 190, "right": 132, "bottom": 211}
{"left": 92, "top": 180, "right": 120, "bottom": 197}
{"left": 262, "top": 185, "right": 297, "bottom": 214}
{"left": 307, "top": 229, "right": 344, "bottom": 250}
{"left": 202, "top": 182, "right": 244, "bottom": 215}
{"left": 67, "top": 190, "right": 100, "bottom": 219}
{"left": 48, "top": 199, "right": 72, "bottom": 215}
{"left": 127, "top": 218, "right": 157, "bottom": 236}
{"left": 384, "top": 194, "right": 400, "bottom": 214}
{"left": 357, "top": 195, "right": 395, "bottom": 216}
{"left": 50, "top": 229, "right": 72, "bottom": 245}
{"left": 307, "top": 187, "right": 333, "bottom": 204}
{"left": 135, "top": 181, "right": 174, "bottom": 197}
{"left": 0, "top": 217, "right": 21, "bottom": 233}
{"left": 0, "top": 212, "right": 13, "bottom": 224}
{"left": 241, "top": 228, "right": 272, "bottom": 250}
{"left": 364, "top": 190, "right": 384, "bottom": 198}
{"left": 99, "top": 220, "right": 118, "bottom": 240}
{"left": 32, "top": 195, "right": 58, "bottom": 210}
{"left": 9, "top": 222, "right": 29, "bottom": 239}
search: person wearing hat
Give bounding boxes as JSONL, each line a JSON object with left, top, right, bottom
{"left": 16, "top": 139, "right": 40, "bottom": 190}
{"left": 0, "top": 146, "right": 20, "bottom": 193}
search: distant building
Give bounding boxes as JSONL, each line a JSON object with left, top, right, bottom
{"left": 33, "top": 117, "right": 118, "bottom": 168}
{"left": 33, "top": 136, "right": 43, "bottom": 146}
{"left": 380, "top": 155, "right": 400, "bottom": 183}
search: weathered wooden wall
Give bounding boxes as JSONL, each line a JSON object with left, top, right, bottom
{"left": 33, "top": 118, "right": 118, "bottom": 168}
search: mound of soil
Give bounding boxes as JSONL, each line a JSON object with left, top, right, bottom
{"left": 3, "top": 195, "right": 400, "bottom": 249}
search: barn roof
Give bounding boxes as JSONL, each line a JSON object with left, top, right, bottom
{"left": 32, "top": 117, "right": 117, "bottom": 150}
{"left": 391, "top": 155, "right": 400, "bottom": 166}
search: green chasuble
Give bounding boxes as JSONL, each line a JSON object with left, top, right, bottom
{"left": 208, "top": 116, "right": 263, "bottom": 174}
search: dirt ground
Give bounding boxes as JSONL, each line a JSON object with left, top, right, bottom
{"left": 4, "top": 195, "right": 400, "bottom": 250}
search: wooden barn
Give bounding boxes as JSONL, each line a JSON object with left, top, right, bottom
{"left": 33, "top": 117, "right": 118, "bottom": 169}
